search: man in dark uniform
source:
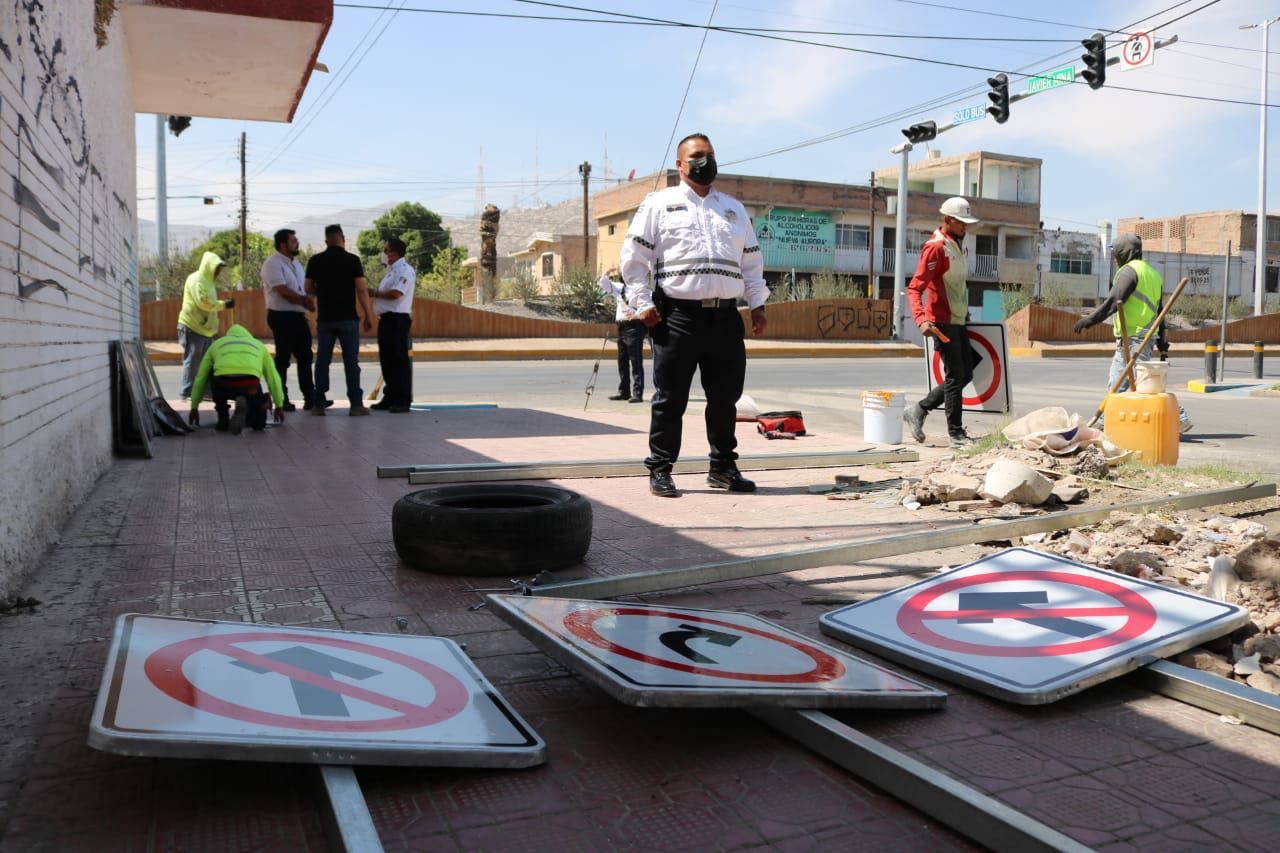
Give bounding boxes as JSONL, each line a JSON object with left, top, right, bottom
{"left": 620, "top": 133, "right": 769, "bottom": 498}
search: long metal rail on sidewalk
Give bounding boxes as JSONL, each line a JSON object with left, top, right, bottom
{"left": 535, "top": 483, "right": 1276, "bottom": 599}
{"left": 316, "top": 766, "right": 383, "bottom": 853}
{"left": 754, "top": 709, "right": 1091, "bottom": 853}
{"left": 1130, "top": 659, "right": 1280, "bottom": 736}
{"left": 379, "top": 449, "right": 920, "bottom": 483}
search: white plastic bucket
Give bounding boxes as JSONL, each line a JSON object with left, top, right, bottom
{"left": 1134, "top": 362, "right": 1168, "bottom": 394}
{"left": 862, "top": 390, "right": 906, "bottom": 444}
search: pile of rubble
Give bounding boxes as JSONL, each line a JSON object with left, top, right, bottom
{"left": 1016, "top": 513, "right": 1280, "bottom": 695}
{"left": 900, "top": 450, "right": 1095, "bottom": 512}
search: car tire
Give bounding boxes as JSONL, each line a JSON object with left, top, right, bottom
{"left": 392, "top": 484, "right": 592, "bottom": 576}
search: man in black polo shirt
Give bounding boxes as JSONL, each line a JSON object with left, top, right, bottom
{"left": 304, "top": 224, "right": 375, "bottom": 416}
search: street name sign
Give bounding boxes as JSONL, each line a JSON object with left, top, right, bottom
{"left": 1025, "top": 66, "right": 1075, "bottom": 95}
{"left": 90, "top": 615, "right": 546, "bottom": 767}
{"left": 951, "top": 104, "right": 987, "bottom": 126}
{"left": 820, "top": 548, "right": 1249, "bottom": 704}
{"left": 488, "top": 595, "right": 945, "bottom": 709}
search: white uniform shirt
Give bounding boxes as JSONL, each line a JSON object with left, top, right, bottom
{"left": 597, "top": 273, "right": 636, "bottom": 322}
{"left": 375, "top": 257, "right": 415, "bottom": 315}
{"left": 261, "top": 251, "right": 307, "bottom": 313}
{"left": 619, "top": 182, "right": 768, "bottom": 312}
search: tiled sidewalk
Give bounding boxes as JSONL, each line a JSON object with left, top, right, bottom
{"left": 1, "top": 403, "right": 1278, "bottom": 851}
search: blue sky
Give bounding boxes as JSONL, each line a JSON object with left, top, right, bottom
{"left": 136, "top": 0, "right": 1280, "bottom": 241}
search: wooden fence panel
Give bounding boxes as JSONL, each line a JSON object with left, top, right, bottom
{"left": 1008, "top": 304, "right": 1280, "bottom": 344}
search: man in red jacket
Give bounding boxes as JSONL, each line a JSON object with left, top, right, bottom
{"left": 903, "top": 197, "right": 979, "bottom": 449}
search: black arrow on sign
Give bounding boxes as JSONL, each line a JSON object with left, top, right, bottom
{"left": 232, "top": 646, "right": 382, "bottom": 716}
{"left": 659, "top": 624, "right": 741, "bottom": 664}
{"left": 957, "top": 591, "right": 1106, "bottom": 639}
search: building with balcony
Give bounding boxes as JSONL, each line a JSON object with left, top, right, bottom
{"left": 593, "top": 150, "right": 1041, "bottom": 325}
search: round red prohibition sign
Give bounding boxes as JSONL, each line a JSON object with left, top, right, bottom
{"left": 897, "top": 570, "right": 1158, "bottom": 657}
{"left": 1123, "top": 33, "right": 1153, "bottom": 67}
{"left": 144, "top": 633, "right": 470, "bottom": 732}
{"left": 930, "top": 331, "right": 1001, "bottom": 406}
{"left": 563, "top": 607, "right": 846, "bottom": 682}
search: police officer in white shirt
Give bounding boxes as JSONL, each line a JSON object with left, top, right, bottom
{"left": 261, "top": 228, "right": 315, "bottom": 411}
{"left": 368, "top": 237, "right": 415, "bottom": 413}
{"left": 598, "top": 266, "right": 647, "bottom": 403}
{"left": 620, "top": 133, "right": 769, "bottom": 498}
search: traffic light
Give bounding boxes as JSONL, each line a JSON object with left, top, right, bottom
{"left": 986, "top": 73, "right": 1009, "bottom": 124}
{"left": 1081, "top": 32, "right": 1107, "bottom": 90}
{"left": 167, "top": 115, "right": 192, "bottom": 136}
{"left": 901, "top": 120, "right": 937, "bottom": 144}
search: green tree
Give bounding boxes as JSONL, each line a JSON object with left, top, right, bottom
{"left": 186, "top": 229, "right": 273, "bottom": 289}
{"left": 418, "top": 246, "right": 471, "bottom": 303}
{"left": 356, "top": 202, "right": 450, "bottom": 273}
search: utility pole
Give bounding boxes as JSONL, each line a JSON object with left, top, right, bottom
{"left": 579, "top": 161, "right": 592, "bottom": 268}
{"left": 867, "top": 171, "right": 877, "bottom": 300}
{"left": 238, "top": 132, "right": 247, "bottom": 291}
{"left": 156, "top": 115, "right": 168, "bottom": 266}
{"left": 890, "top": 142, "right": 911, "bottom": 340}
{"left": 1240, "top": 16, "right": 1279, "bottom": 315}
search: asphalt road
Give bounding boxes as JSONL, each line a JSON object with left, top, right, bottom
{"left": 155, "top": 355, "right": 1280, "bottom": 474}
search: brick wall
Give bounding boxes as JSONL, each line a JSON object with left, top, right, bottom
{"left": 0, "top": 2, "right": 137, "bottom": 594}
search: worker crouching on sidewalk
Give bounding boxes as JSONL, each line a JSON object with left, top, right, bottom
{"left": 188, "top": 324, "right": 286, "bottom": 434}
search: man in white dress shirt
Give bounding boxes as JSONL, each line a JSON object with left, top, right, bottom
{"left": 261, "top": 228, "right": 314, "bottom": 411}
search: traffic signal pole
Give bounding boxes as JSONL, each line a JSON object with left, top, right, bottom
{"left": 886, "top": 34, "right": 1180, "bottom": 340}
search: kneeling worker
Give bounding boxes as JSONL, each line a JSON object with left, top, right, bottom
{"left": 188, "top": 324, "right": 286, "bottom": 433}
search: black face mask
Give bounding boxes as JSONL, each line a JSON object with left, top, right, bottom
{"left": 686, "top": 155, "right": 717, "bottom": 186}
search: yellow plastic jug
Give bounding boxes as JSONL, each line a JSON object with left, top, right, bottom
{"left": 1103, "top": 391, "right": 1180, "bottom": 465}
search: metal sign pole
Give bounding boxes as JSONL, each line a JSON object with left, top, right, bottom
{"left": 316, "top": 766, "right": 384, "bottom": 853}
{"left": 890, "top": 142, "right": 911, "bottom": 340}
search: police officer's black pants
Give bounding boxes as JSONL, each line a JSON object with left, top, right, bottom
{"left": 266, "top": 310, "right": 314, "bottom": 406}
{"left": 615, "top": 319, "right": 647, "bottom": 398}
{"left": 645, "top": 302, "right": 745, "bottom": 472}
{"left": 377, "top": 312, "right": 413, "bottom": 406}
{"left": 917, "top": 322, "right": 974, "bottom": 437}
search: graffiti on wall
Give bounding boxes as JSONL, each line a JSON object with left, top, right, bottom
{"left": 1, "top": 0, "right": 134, "bottom": 301}
{"left": 816, "top": 302, "right": 890, "bottom": 338}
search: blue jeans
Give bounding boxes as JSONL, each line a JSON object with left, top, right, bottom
{"left": 178, "top": 324, "right": 212, "bottom": 398}
{"left": 1110, "top": 335, "right": 1189, "bottom": 427}
{"left": 315, "top": 320, "right": 362, "bottom": 405}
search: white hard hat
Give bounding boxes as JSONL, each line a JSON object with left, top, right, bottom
{"left": 940, "top": 196, "right": 979, "bottom": 224}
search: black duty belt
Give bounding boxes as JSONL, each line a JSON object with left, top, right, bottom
{"left": 663, "top": 296, "right": 740, "bottom": 310}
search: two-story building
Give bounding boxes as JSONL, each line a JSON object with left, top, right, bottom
{"left": 593, "top": 150, "right": 1042, "bottom": 325}
{"left": 1116, "top": 210, "right": 1279, "bottom": 302}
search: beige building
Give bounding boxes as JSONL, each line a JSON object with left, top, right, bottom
{"left": 1116, "top": 210, "right": 1280, "bottom": 296}
{"left": 510, "top": 232, "right": 597, "bottom": 295}
{"left": 594, "top": 151, "right": 1042, "bottom": 320}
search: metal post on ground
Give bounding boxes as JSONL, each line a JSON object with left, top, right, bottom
{"left": 890, "top": 142, "right": 911, "bottom": 340}
{"left": 1256, "top": 341, "right": 1266, "bottom": 379}
{"left": 1220, "top": 240, "right": 1232, "bottom": 382}
{"left": 1205, "top": 342, "right": 1219, "bottom": 384}
{"left": 315, "top": 765, "right": 383, "bottom": 853}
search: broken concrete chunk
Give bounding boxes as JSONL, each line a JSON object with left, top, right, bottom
{"left": 1234, "top": 653, "right": 1262, "bottom": 676}
{"left": 1109, "top": 550, "right": 1167, "bottom": 578}
{"left": 933, "top": 472, "right": 981, "bottom": 502}
{"left": 980, "top": 459, "right": 1053, "bottom": 506}
{"left": 1257, "top": 611, "right": 1280, "bottom": 633}
{"left": 1064, "top": 531, "right": 1092, "bottom": 554}
{"left": 1051, "top": 482, "right": 1089, "bottom": 504}
{"left": 1246, "top": 671, "right": 1280, "bottom": 695}
{"left": 1134, "top": 517, "right": 1180, "bottom": 545}
{"left": 1234, "top": 538, "right": 1280, "bottom": 587}
{"left": 1230, "top": 519, "right": 1269, "bottom": 540}
{"left": 1242, "top": 633, "right": 1280, "bottom": 660}
{"left": 1174, "top": 648, "right": 1234, "bottom": 679}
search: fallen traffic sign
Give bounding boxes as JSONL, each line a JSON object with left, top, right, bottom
{"left": 487, "top": 595, "right": 945, "bottom": 709}
{"left": 90, "top": 615, "right": 546, "bottom": 767}
{"left": 923, "top": 321, "right": 1011, "bottom": 413}
{"left": 820, "top": 548, "right": 1249, "bottom": 704}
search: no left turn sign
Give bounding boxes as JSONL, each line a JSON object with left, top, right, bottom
{"left": 820, "top": 548, "right": 1248, "bottom": 704}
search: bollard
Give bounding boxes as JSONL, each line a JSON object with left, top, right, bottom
{"left": 1255, "top": 342, "right": 1265, "bottom": 380}
{"left": 1204, "top": 342, "right": 1219, "bottom": 383}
